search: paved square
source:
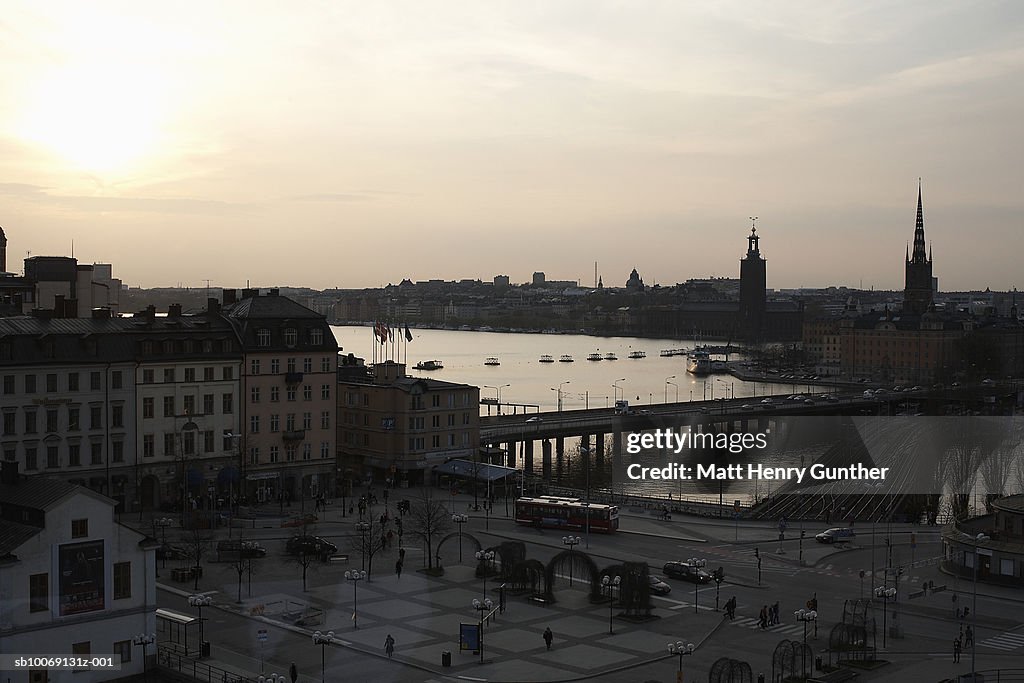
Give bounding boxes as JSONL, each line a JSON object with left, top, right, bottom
{"left": 358, "top": 599, "right": 439, "bottom": 620}
{"left": 548, "top": 643, "right": 637, "bottom": 669}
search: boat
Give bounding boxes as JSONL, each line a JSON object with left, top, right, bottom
{"left": 687, "top": 350, "right": 711, "bottom": 375}
{"left": 558, "top": 354, "right": 574, "bottom": 363}
{"left": 484, "top": 357, "right": 500, "bottom": 366}
{"left": 586, "top": 352, "right": 603, "bottom": 361}
{"left": 628, "top": 350, "right": 647, "bottom": 359}
{"left": 414, "top": 360, "right": 443, "bottom": 371}
{"left": 539, "top": 355, "right": 555, "bottom": 363}
{"left": 711, "top": 360, "right": 728, "bottom": 373}
{"left": 604, "top": 352, "right": 618, "bottom": 361}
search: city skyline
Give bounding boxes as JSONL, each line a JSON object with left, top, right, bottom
{"left": 3, "top": 2, "right": 1024, "bottom": 292}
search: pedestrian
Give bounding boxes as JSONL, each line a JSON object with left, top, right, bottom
{"left": 387, "top": 530, "right": 394, "bottom": 547}
{"left": 956, "top": 607, "right": 962, "bottom": 620}
{"left": 771, "top": 601, "right": 780, "bottom": 625}
{"left": 289, "top": 662, "right": 298, "bottom": 683}
{"left": 543, "top": 627, "right": 553, "bottom": 650}
{"left": 759, "top": 605, "right": 769, "bottom": 629}
{"left": 385, "top": 633, "right": 395, "bottom": 658}
{"left": 965, "top": 625, "right": 974, "bottom": 647}
{"left": 399, "top": 547, "right": 406, "bottom": 561}
{"left": 396, "top": 559, "right": 403, "bottom": 578}
{"left": 726, "top": 597, "right": 736, "bottom": 620}
{"left": 953, "top": 637, "right": 961, "bottom": 663}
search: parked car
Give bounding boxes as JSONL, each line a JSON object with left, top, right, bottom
{"left": 217, "top": 539, "right": 267, "bottom": 559}
{"left": 648, "top": 575, "right": 672, "bottom": 595}
{"left": 662, "top": 561, "right": 712, "bottom": 583}
{"left": 815, "top": 527, "right": 856, "bottom": 544}
{"left": 156, "top": 544, "right": 188, "bottom": 561}
{"left": 286, "top": 535, "right": 338, "bottom": 558}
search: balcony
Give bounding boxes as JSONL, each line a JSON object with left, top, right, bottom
{"left": 283, "top": 429, "right": 306, "bottom": 442}
{"left": 285, "top": 372, "right": 304, "bottom": 385}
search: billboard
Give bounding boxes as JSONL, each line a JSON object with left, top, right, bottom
{"left": 59, "top": 540, "right": 105, "bottom": 616}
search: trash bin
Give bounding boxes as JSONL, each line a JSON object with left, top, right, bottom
{"left": 815, "top": 656, "right": 822, "bottom": 671}
{"left": 442, "top": 651, "right": 451, "bottom": 667}
{"left": 201, "top": 642, "right": 211, "bottom": 658}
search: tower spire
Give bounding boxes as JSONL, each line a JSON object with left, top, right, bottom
{"left": 911, "top": 179, "right": 927, "bottom": 263}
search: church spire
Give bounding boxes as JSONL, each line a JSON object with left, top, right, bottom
{"left": 911, "top": 179, "right": 927, "bottom": 263}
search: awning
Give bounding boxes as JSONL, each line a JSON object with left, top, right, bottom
{"left": 433, "top": 459, "right": 519, "bottom": 482}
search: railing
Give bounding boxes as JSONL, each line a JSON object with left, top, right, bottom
{"left": 284, "top": 372, "right": 304, "bottom": 384}
{"left": 157, "top": 645, "right": 254, "bottom": 682}
{"left": 282, "top": 429, "right": 306, "bottom": 442}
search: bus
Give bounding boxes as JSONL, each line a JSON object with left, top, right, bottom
{"left": 514, "top": 495, "right": 619, "bottom": 532}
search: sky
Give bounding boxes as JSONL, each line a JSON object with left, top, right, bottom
{"left": 2, "top": 1, "right": 1023, "bottom": 292}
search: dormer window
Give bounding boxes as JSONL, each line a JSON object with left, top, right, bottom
{"left": 284, "top": 328, "right": 298, "bottom": 347}
{"left": 310, "top": 329, "right": 323, "bottom": 345}
{"left": 257, "top": 329, "right": 271, "bottom": 347}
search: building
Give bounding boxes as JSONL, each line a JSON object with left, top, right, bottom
{"left": 0, "top": 469, "right": 158, "bottom": 682}
{"left": 739, "top": 226, "right": 767, "bottom": 341}
{"left": 942, "top": 494, "right": 1024, "bottom": 586}
{"left": 223, "top": 289, "right": 339, "bottom": 505}
{"left": 903, "top": 182, "right": 934, "bottom": 315}
{"left": 24, "top": 257, "right": 121, "bottom": 318}
{"left": 337, "top": 361, "right": 480, "bottom": 486}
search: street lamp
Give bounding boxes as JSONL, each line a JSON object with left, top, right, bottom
{"left": 452, "top": 514, "right": 469, "bottom": 562}
{"left": 612, "top": 379, "right": 626, "bottom": 403}
{"left": 874, "top": 586, "right": 895, "bottom": 649}
{"left": 224, "top": 430, "right": 243, "bottom": 515}
{"left": 602, "top": 575, "right": 621, "bottom": 634}
{"left": 132, "top": 633, "right": 155, "bottom": 682}
{"left": 311, "top": 630, "right": 334, "bottom": 683}
{"left": 562, "top": 536, "right": 581, "bottom": 587}
{"left": 794, "top": 609, "right": 818, "bottom": 679}
{"left": 154, "top": 517, "right": 172, "bottom": 575}
{"left": 179, "top": 419, "right": 199, "bottom": 529}
{"left": 551, "top": 381, "right": 570, "bottom": 412}
{"left": 667, "top": 641, "right": 694, "bottom": 681}
{"left": 665, "top": 376, "right": 677, "bottom": 403}
{"left": 187, "top": 594, "right": 211, "bottom": 657}
{"left": 484, "top": 384, "right": 510, "bottom": 415}
{"left": 472, "top": 598, "right": 494, "bottom": 664}
{"left": 355, "top": 521, "right": 370, "bottom": 571}
{"left": 972, "top": 533, "right": 990, "bottom": 682}
{"left": 475, "top": 550, "right": 495, "bottom": 597}
{"left": 687, "top": 557, "right": 706, "bottom": 613}
{"left": 345, "top": 570, "right": 367, "bottom": 629}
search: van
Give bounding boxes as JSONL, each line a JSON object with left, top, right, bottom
{"left": 815, "top": 527, "right": 855, "bottom": 544}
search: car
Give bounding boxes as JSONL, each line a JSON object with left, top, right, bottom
{"left": 874, "top": 388, "right": 887, "bottom": 395}
{"left": 863, "top": 390, "right": 874, "bottom": 398}
{"left": 827, "top": 395, "right": 840, "bottom": 402}
{"left": 156, "top": 544, "right": 188, "bottom": 561}
{"left": 217, "top": 540, "right": 267, "bottom": 559}
{"left": 662, "top": 561, "right": 712, "bottom": 583}
{"left": 741, "top": 404, "right": 754, "bottom": 410}
{"left": 648, "top": 575, "right": 672, "bottom": 595}
{"left": 760, "top": 398, "right": 773, "bottom": 404}
{"left": 526, "top": 416, "right": 543, "bottom": 423}
{"left": 804, "top": 398, "right": 815, "bottom": 405}
{"left": 286, "top": 535, "right": 338, "bottom": 558}
{"left": 815, "top": 527, "right": 856, "bottom": 544}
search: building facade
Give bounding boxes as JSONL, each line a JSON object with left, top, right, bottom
{"left": 942, "top": 494, "right": 1024, "bottom": 586}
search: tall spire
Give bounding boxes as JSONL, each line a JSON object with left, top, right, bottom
{"left": 910, "top": 178, "right": 927, "bottom": 263}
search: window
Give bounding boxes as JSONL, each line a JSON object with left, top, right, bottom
{"left": 163, "top": 368, "right": 175, "bottom": 383}
{"left": 448, "top": 414, "right": 455, "bottom": 427}
{"left": 2, "top": 375, "right": 13, "bottom": 394}
{"left": 251, "top": 386, "right": 261, "bottom": 403}
{"left": 302, "top": 443, "right": 311, "bottom": 460}
{"left": 68, "top": 444, "right": 81, "bottom": 467}
{"left": 270, "top": 386, "right": 280, "bottom": 402}
{"left": 311, "top": 329, "right": 323, "bottom": 345}
{"left": 204, "top": 430, "right": 214, "bottom": 453}
{"left": 284, "top": 328, "right": 297, "bottom": 347}
{"left": 251, "top": 359, "right": 261, "bottom": 375}
{"left": 432, "top": 415, "right": 440, "bottom": 428}
{"left": 321, "top": 384, "right": 331, "bottom": 400}
{"left": 303, "top": 412, "right": 312, "bottom": 430}
{"left": 68, "top": 372, "right": 79, "bottom": 391}
{"left": 182, "top": 430, "right": 195, "bottom": 456}
{"left": 250, "top": 415, "right": 260, "bottom": 433}
{"left": 113, "top": 640, "right": 131, "bottom": 664}
{"left": 203, "top": 394, "right": 214, "bottom": 415}
{"left": 286, "top": 414, "right": 296, "bottom": 431}
{"left": 271, "top": 359, "right": 280, "bottom": 374}
{"left": 269, "top": 445, "right": 279, "bottom": 463}
{"left": 25, "top": 374, "right": 36, "bottom": 393}
{"left": 72, "top": 518, "right": 88, "bottom": 538}
{"left": 286, "top": 445, "right": 296, "bottom": 461}
{"left": 321, "top": 411, "right": 330, "bottom": 429}
{"left": 286, "top": 387, "right": 296, "bottom": 402}
{"left": 303, "top": 358, "right": 312, "bottom": 373}
{"left": 46, "top": 373, "right": 58, "bottom": 392}
{"left": 143, "top": 369, "right": 155, "bottom": 384}
{"left": 143, "top": 435, "right": 154, "bottom": 458}
{"left": 184, "top": 367, "right": 196, "bottom": 382}
{"left": 204, "top": 367, "right": 215, "bottom": 381}
{"left": 89, "top": 406, "right": 102, "bottom": 429}
{"left": 25, "top": 447, "right": 37, "bottom": 470}
{"left": 321, "top": 442, "right": 330, "bottom": 459}
{"left": 432, "top": 435, "right": 440, "bottom": 448}
{"left": 164, "top": 433, "right": 175, "bottom": 456}
{"left": 2, "top": 411, "right": 14, "bottom": 436}
{"left": 249, "top": 447, "right": 260, "bottom": 465}
{"left": 91, "top": 441, "right": 103, "bottom": 465}
{"left": 222, "top": 393, "right": 233, "bottom": 414}
{"left": 222, "top": 366, "right": 233, "bottom": 381}
{"left": 287, "top": 358, "right": 296, "bottom": 373}
{"left": 111, "top": 405, "right": 124, "bottom": 428}
{"left": 141, "top": 397, "right": 154, "bottom": 419}
{"left": 270, "top": 414, "right": 280, "bottom": 432}
{"left": 320, "top": 357, "right": 330, "bottom": 373}
{"left": 257, "top": 329, "right": 271, "bottom": 347}
{"left": 163, "top": 396, "right": 175, "bottom": 417}
{"left": 26, "top": 410, "right": 38, "bottom": 433}
{"left": 90, "top": 371, "right": 101, "bottom": 390}
{"left": 47, "top": 408, "right": 59, "bottom": 433}
{"left": 30, "top": 573, "right": 48, "bottom": 612}
{"left": 112, "top": 370, "right": 123, "bottom": 389}
{"left": 303, "top": 385, "right": 312, "bottom": 401}
{"left": 113, "top": 562, "right": 131, "bottom": 599}
{"left": 431, "top": 394, "right": 440, "bottom": 408}
{"left": 183, "top": 395, "right": 196, "bottom": 415}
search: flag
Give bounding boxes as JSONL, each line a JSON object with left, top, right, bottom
{"left": 387, "top": 325, "right": 394, "bottom": 342}
{"left": 404, "top": 324, "right": 413, "bottom": 342}
{"left": 374, "top": 321, "right": 388, "bottom": 344}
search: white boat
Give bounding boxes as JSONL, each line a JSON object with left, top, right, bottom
{"left": 687, "top": 350, "right": 711, "bottom": 375}
{"left": 414, "top": 360, "right": 443, "bottom": 371}
{"left": 558, "top": 354, "right": 574, "bottom": 363}
{"left": 484, "top": 357, "right": 500, "bottom": 366}
{"left": 604, "top": 352, "right": 618, "bottom": 361}
{"left": 628, "top": 350, "right": 647, "bottom": 359}
{"left": 539, "top": 355, "right": 555, "bottom": 363}
{"left": 587, "top": 352, "right": 603, "bottom": 361}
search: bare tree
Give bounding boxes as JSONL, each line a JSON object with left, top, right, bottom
{"left": 940, "top": 416, "right": 1008, "bottom": 520}
{"left": 183, "top": 526, "right": 213, "bottom": 591}
{"left": 408, "top": 488, "right": 452, "bottom": 569}
{"left": 349, "top": 519, "right": 387, "bottom": 580}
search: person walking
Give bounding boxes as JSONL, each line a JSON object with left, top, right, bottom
{"left": 385, "top": 633, "right": 395, "bottom": 658}
{"left": 771, "top": 601, "right": 780, "bottom": 625}
{"left": 725, "top": 596, "right": 736, "bottom": 620}
{"left": 289, "top": 662, "right": 298, "bottom": 683}
{"left": 395, "top": 559, "right": 403, "bottom": 579}
{"left": 759, "top": 605, "right": 769, "bottom": 629}
{"left": 964, "top": 625, "right": 974, "bottom": 647}
{"left": 953, "top": 637, "right": 962, "bottom": 663}
{"left": 543, "top": 627, "right": 553, "bottom": 650}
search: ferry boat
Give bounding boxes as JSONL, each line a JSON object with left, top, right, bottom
{"left": 484, "top": 357, "right": 501, "bottom": 366}
{"left": 687, "top": 350, "right": 712, "bottom": 375}
{"left": 586, "top": 352, "right": 603, "bottom": 361}
{"left": 558, "top": 354, "right": 574, "bottom": 363}
{"left": 414, "top": 360, "right": 443, "bottom": 371}
{"left": 628, "top": 350, "right": 647, "bottom": 359}
{"left": 604, "top": 352, "right": 618, "bottom": 361}
{"left": 539, "top": 355, "right": 555, "bottom": 363}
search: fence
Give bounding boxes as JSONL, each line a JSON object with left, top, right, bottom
{"left": 157, "top": 645, "right": 253, "bottom": 682}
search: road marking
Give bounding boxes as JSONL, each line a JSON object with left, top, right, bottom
{"left": 980, "top": 633, "right": 1024, "bottom": 651}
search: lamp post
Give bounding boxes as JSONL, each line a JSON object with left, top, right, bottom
{"left": 345, "top": 570, "right": 366, "bottom": 629}
{"left": 552, "top": 381, "right": 570, "bottom": 412}
{"left": 355, "top": 521, "right": 370, "bottom": 571}
{"left": 579, "top": 445, "right": 592, "bottom": 549}
{"left": 874, "top": 586, "right": 895, "bottom": 649}
{"left": 687, "top": 557, "right": 706, "bottom": 613}
{"left": 452, "top": 514, "right": 468, "bottom": 563}
{"left": 794, "top": 609, "right": 817, "bottom": 679}
{"left": 602, "top": 575, "right": 621, "bottom": 634}
{"left": 665, "top": 376, "right": 678, "bottom": 403}
{"left": 179, "top": 419, "right": 199, "bottom": 529}
{"left": 188, "top": 594, "right": 211, "bottom": 656}
{"left": 224, "top": 430, "right": 243, "bottom": 516}
{"left": 311, "top": 630, "right": 334, "bottom": 683}
{"left": 484, "top": 384, "right": 510, "bottom": 415}
{"left": 155, "top": 517, "right": 172, "bottom": 575}
{"left": 972, "top": 533, "right": 990, "bottom": 682}
{"left": 472, "top": 598, "right": 493, "bottom": 664}
{"left": 563, "top": 536, "right": 581, "bottom": 587}
{"left": 667, "top": 641, "right": 694, "bottom": 683}
{"left": 612, "top": 379, "right": 626, "bottom": 403}
{"left": 132, "top": 633, "right": 155, "bottom": 682}
{"left": 475, "top": 550, "right": 495, "bottom": 597}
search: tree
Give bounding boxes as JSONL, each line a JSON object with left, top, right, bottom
{"left": 349, "top": 519, "right": 386, "bottom": 580}
{"left": 408, "top": 488, "right": 451, "bottom": 570}
{"left": 184, "top": 526, "right": 213, "bottom": 591}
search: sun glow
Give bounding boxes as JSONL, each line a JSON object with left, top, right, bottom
{"left": 17, "top": 60, "right": 170, "bottom": 174}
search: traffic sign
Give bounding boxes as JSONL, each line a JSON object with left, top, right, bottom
{"left": 257, "top": 629, "right": 268, "bottom": 642}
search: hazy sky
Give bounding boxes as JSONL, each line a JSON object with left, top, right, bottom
{"left": 2, "top": 1, "right": 1022, "bottom": 292}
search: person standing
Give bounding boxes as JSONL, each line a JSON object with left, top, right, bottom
{"left": 759, "top": 605, "right": 768, "bottom": 629}
{"left": 395, "top": 559, "right": 403, "bottom": 579}
{"left": 964, "top": 625, "right": 974, "bottom": 647}
{"left": 953, "top": 637, "right": 961, "bottom": 663}
{"left": 543, "top": 627, "right": 553, "bottom": 650}
{"left": 385, "top": 633, "right": 395, "bottom": 658}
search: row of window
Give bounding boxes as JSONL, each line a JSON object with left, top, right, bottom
{"left": 247, "top": 441, "right": 332, "bottom": 463}
{"left": 408, "top": 392, "right": 474, "bottom": 410}
{"left": 249, "top": 412, "right": 330, "bottom": 433}
{"left": 140, "top": 338, "right": 234, "bottom": 356}
{"left": 142, "top": 366, "right": 234, "bottom": 384}
{"left": 250, "top": 356, "right": 332, "bottom": 375}
{"left": 2, "top": 370, "right": 124, "bottom": 395}
{"left": 2, "top": 404, "right": 123, "bottom": 437}
{"left": 3, "top": 440, "right": 125, "bottom": 469}
{"left": 143, "top": 393, "right": 233, "bottom": 418}
{"left": 29, "top": 562, "right": 132, "bottom": 613}
{"left": 251, "top": 384, "right": 330, "bottom": 403}
{"left": 142, "top": 430, "right": 230, "bottom": 458}
{"left": 255, "top": 327, "right": 325, "bottom": 348}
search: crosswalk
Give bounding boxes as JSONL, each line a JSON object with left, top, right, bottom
{"left": 979, "top": 630, "right": 1024, "bottom": 651}
{"left": 727, "top": 616, "right": 812, "bottom": 637}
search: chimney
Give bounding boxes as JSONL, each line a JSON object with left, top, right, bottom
{"left": 207, "top": 297, "right": 221, "bottom": 314}
{"left": 54, "top": 294, "right": 66, "bottom": 317}
{"left": 168, "top": 303, "right": 182, "bottom": 318}
{"left": 145, "top": 304, "right": 156, "bottom": 322}
{"left": 223, "top": 289, "right": 237, "bottom": 306}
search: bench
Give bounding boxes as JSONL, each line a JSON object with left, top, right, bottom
{"left": 327, "top": 554, "right": 350, "bottom": 564}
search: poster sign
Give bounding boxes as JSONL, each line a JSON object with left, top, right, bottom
{"left": 59, "top": 540, "right": 105, "bottom": 615}
{"left": 459, "top": 623, "right": 480, "bottom": 651}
